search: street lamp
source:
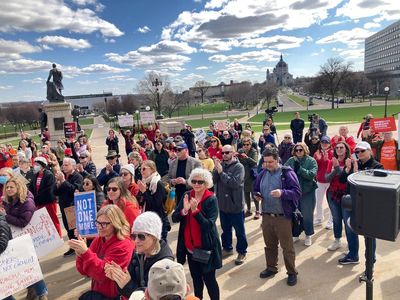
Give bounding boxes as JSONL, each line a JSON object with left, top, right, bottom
{"left": 151, "top": 78, "right": 162, "bottom": 117}
{"left": 226, "top": 106, "right": 229, "bottom": 118}
{"left": 135, "top": 110, "right": 140, "bottom": 133}
{"left": 384, "top": 86, "right": 390, "bottom": 117}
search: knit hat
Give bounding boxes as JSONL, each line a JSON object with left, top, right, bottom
{"left": 147, "top": 259, "right": 187, "bottom": 300}
{"left": 132, "top": 211, "right": 162, "bottom": 240}
{"left": 121, "top": 164, "right": 135, "bottom": 177}
{"left": 34, "top": 156, "right": 48, "bottom": 167}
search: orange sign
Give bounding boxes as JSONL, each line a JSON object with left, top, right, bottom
{"left": 370, "top": 117, "right": 397, "bottom": 133}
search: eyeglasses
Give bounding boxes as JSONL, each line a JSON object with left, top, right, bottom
{"left": 243, "top": 143, "right": 250, "bottom": 146}
{"left": 141, "top": 167, "right": 148, "bottom": 172}
{"left": 191, "top": 179, "right": 205, "bottom": 185}
{"left": 132, "top": 233, "right": 147, "bottom": 241}
{"left": 196, "top": 149, "right": 203, "bottom": 153}
{"left": 79, "top": 156, "right": 87, "bottom": 160}
{"left": 294, "top": 149, "right": 304, "bottom": 153}
{"left": 355, "top": 149, "right": 367, "bottom": 154}
{"left": 222, "top": 151, "right": 232, "bottom": 155}
{"left": 95, "top": 221, "right": 111, "bottom": 228}
{"left": 174, "top": 148, "right": 184, "bottom": 152}
{"left": 107, "top": 157, "right": 116, "bottom": 160}
{"left": 83, "top": 182, "right": 92, "bottom": 186}
{"left": 107, "top": 187, "right": 119, "bottom": 192}
{"left": 211, "top": 140, "right": 217, "bottom": 143}
{"left": 335, "top": 146, "right": 345, "bottom": 149}
{"left": 284, "top": 137, "right": 291, "bottom": 140}
{"left": 120, "top": 172, "right": 130, "bottom": 176}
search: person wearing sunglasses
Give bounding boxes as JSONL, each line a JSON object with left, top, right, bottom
{"left": 213, "top": 144, "right": 247, "bottom": 265}
{"left": 120, "top": 164, "right": 139, "bottom": 198}
{"left": 258, "top": 125, "right": 276, "bottom": 153}
{"left": 237, "top": 130, "right": 257, "bottom": 151}
{"left": 304, "top": 131, "right": 320, "bottom": 157}
{"left": 338, "top": 141, "right": 383, "bottom": 267}
{"left": 137, "top": 160, "right": 170, "bottom": 241}
{"left": 72, "top": 204, "right": 134, "bottom": 300}
{"left": 207, "top": 137, "right": 223, "bottom": 160}
{"left": 278, "top": 133, "right": 295, "bottom": 165}
{"left": 97, "top": 150, "right": 121, "bottom": 188}
{"left": 367, "top": 131, "right": 400, "bottom": 171}
{"left": 102, "top": 177, "right": 140, "bottom": 229}
{"left": 105, "top": 211, "right": 173, "bottom": 298}
{"left": 148, "top": 140, "right": 170, "bottom": 177}
{"left": 76, "top": 150, "right": 97, "bottom": 178}
{"left": 285, "top": 143, "right": 318, "bottom": 247}
{"left": 172, "top": 168, "right": 222, "bottom": 300}
{"left": 196, "top": 147, "right": 214, "bottom": 172}
{"left": 83, "top": 175, "right": 105, "bottom": 211}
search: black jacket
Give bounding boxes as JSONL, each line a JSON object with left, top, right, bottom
{"left": 106, "top": 136, "right": 119, "bottom": 154}
{"left": 0, "top": 214, "right": 12, "bottom": 255}
{"left": 148, "top": 149, "right": 169, "bottom": 177}
{"left": 172, "top": 192, "right": 222, "bottom": 274}
{"left": 29, "top": 169, "right": 56, "bottom": 206}
{"left": 80, "top": 161, "right": 97, "bottom": 177}
{"left": 118, "top": 240, "right": 174, "bottom": 297}
{"left": 54, "top": 171, "right": 83, "bottom": 208}
{"left": 339, "top": 156, "right": 383, "bottom": 188}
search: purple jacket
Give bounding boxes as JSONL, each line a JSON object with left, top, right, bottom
{"left": 4, "top": 191, "right": 36, "bottom": 228}
{"left": 253, "top": 166, "right": 301, "bottom": 219}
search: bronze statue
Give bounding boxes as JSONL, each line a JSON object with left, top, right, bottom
{"left": 46, "top": 63, "right": 65, "bottom": 102}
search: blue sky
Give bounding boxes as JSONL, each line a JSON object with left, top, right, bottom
{"left": 0, "top": 0, "right": 399, "bottom": 102}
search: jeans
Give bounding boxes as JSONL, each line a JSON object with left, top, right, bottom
{"left": 219, "top": 210, "right": 248, "bottom": 254}
{"left": 2, "top": 280, "right": 47, "bottom": 300}
{"left": 314, "top": 182, "right": 330, "bottom": 221}
{"left": 327, "top": 192, "right": 343, "bottom": 239}
{"left": 295, "top": 192, "right": 316, "bottom": 236}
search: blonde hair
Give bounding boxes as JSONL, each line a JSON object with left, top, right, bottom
{"left": 107, "top": 177, "right": 138, "bottom": 206}
{"left": 292, "top": 142, "right": 310, "bottom": 156}
{"left": 97, "top": 205, "right": 131, "bottom": 240}
{"left": 142, "top": 160, "right": 157, "bottom": 173}
{"left": 0, "top": 167, "right": 14, "bottom": 178}
{"left": 3, "top": 176, "right": 28, "bottom": 204}
{"left": 128, "top": 151, "right": 143, "bottom": 165}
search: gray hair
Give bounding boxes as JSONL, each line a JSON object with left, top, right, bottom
{"left": 128, "top": 151, "right": 142, "bottom": 164}
{"left": 63, "top": 157, "right": 76, "bottom": 166}
{"left": 188, "top": 168, "right": 214, "bottom": 189}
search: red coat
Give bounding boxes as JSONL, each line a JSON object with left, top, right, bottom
{"left": 102, "top": 197, "right": 140, "bottom": 228}
{"left": 208, "top": 146, "right": 222, "bottom": 160}
{"left": 331, "top": 135, "right": 356, "bottom": 153}
{"left": 76, "top": 235, "right": 135, "bottom": 299}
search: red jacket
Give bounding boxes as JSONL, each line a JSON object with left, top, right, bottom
{"left": 102, "top": 197, "right": 140, "bottom": 228}
{"left": 208, "top": 146, "right": 222, "bottom": 160}
{"left": 314, "top": 149, "right": 333, "bottom": 183}
{"left": 76, "top": 235, "right": 135, "bottom": 299}
{"left": 331, "top": 135, "right": 356, "bottom": 153}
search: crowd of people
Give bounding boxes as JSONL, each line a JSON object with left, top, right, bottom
{"left": 0, "top": 112, "right": 399, "bottom": 300}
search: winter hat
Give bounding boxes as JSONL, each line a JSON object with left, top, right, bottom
{"left": 132, "top": 211, "right": 162, "bottom": 240}
{"left": 34, "top": 156, "right": 48, "bottom": 167}
{"left": 147, "top": 259, "right": 187, "bottom": 300}
{"left": 121, "top": 164, "right": 135, "bottom": 177}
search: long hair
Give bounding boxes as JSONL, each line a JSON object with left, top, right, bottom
{"left": 97, "top": 205, "right": 130, "bottom": 240}
{"left": 84, "top": 175, "right": 102, "bottom": 193}
{"left": 142, "top": 159, "right": 157, "bottom": 173}
{"left": 333, "top": 141, "right": 351, "bottom": 160}
{"left": 106, "top": 177, "right": 138, "bottom": 206}
{"left": 3, "top": 176, "right": 28, "bottom": 204}
{"left": 210, "top": 136, "right": 222, "bottom": 149}
{"left": 292, "top": 142, "right": 310, "bottom": 156}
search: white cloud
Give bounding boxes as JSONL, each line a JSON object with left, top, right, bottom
{"left": 311, "top": 52, "right": 319, "bottom": 56}
{"left": 338, "top": 48, "right": 365, "bottom": 60}
{"left": 37, "top": 35, "right": 91, "bottom": 50}
{"left": 209, "top": 49, "right": 281, "bottom": 63}
{"left": 80, "top": 64, "right": 130, "bottom": 74}
{"left": 0, "top": 38, "right": 41, "bottom": 60}
{"left": 101, "top": 75, "right": 136, "bottom": 81}
{"left": 183, "top": 73, "right": 204, "bottom": 81}
{"left": 204, "top": 0, "right": 229, "bottom": 9}
{"left": 0, "top": 1, "right": 123, "bottom": 37}
{"left": 196, "top": 66, "right": 209, "bottom": 70}
{"left": 200, "top": 39, "right": 239, "bottom": 53}
{"left": 363, "top": 22, "right": 381, "bottom": 29}
{"left": 138, "top": 26, "right": 151, "bottom": 33}
{"left": 215, "top": 63, "right": 261, "bottom": 81}
{"left": 138, "top": 40, "right": 196, "bottom": 55}
{"left": 323, "top": 20, "right": 350, "bottom": 26}
{"left": 78, "top": 80, "right": 98, "bottom": 85}
{"left": 71, "top": 0, "right": 104, "bottom": 12}
{"left": 23, "top": 77, "right": 44, "bottom": 84}
{"left": 0, "top": 85, "right": 13, "bottom": 90}
{"left": 239, "top": 35, "right": 305, "bottom": 50}
{"left": 104, "top": 38, "right": 116, "bottom": 43}
{"left": 336, "top": 0, "right": 400, "bottom": 21}
{"left": 316, "top": 27, "right": 375, "bottom": 47}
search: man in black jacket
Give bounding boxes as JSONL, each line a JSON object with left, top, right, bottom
{"left": 290, "top": 112, "right": 305, "bottom": 143}
{"left": 55, "top": 157, "right": 83, "bottom": 257}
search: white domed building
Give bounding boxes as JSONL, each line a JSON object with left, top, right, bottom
{"left": 266, "top": 54, "right": 294, "bottom": 86}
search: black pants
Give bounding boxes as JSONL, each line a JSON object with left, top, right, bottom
{"left": 60, "top": 205, "right": 75, "bottom": 240}
{"left": 187, "top": 253, "right": 219, "bottom": 300}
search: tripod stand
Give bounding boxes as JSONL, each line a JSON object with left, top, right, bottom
{"left": 359, "top": 236, "right": 375, "bottom": 300}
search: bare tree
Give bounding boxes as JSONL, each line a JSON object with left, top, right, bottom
{"left": 225, "top": 82, "right": 252, "bottom": 108}
{"left": 262, "top": 81, "right": 278, "bottom": 109}
{"left": 136, "top": 72, "right": 170, "bottom": 116}
{"left": 120, "top": 94, "right": 139, "bottom": 114}
{"left": 318, "top": 57, "right": 352, "bottom": 109}
{"left": 106, "top": 97, "right": 122, "bottom": 116}
{"left": 357, "top": 73, "right": 373, "bottom": 103}
{"left": 192, "top": 80, "right": 211, "bottom": 104}
{"left": 341, "top": 72, "right": 360, "bottom": 102}
{"left": 162, "top": 89, "right": 187, "bottom": 118}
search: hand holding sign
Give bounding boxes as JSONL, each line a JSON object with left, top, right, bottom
{"left": 74, "top": 191, "right": 98, "bottom": 237}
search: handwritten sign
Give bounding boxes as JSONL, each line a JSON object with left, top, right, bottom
{"left": 0, "top": 234, "right": 43, "bottom": 298}
{"left": 118, "top": 115, "right": 134, "bottom": 127}
{"left": 195, "top": 128, "right": 207, "bottom": 145}
{"left": 140, "top": 111, "right": 155, "bottom": 124}
{"left": 64, "top": 206, "right": 76, "bottom": 230}
{"left": 10, "top": 208, "right": 64, "bottom": 258}
{"left": 213, "top": 120, "right": 230, "bottom": 131}
{"left": 74, "top": 191, "right": 98, "bottom": 237}
{"left": 63, "top": 122, "right": 77, "bottom": 138}
{"left": 370, "top": 117, "right": 397, "bottom": 133}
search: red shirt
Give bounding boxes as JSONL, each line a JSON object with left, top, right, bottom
{"left": 314, "top": 149, "right": 333, "bottom": 183}
{"left": 331, "top": 135, "right": 356, "bottom": 153}
{"left": 208, "top": 146, "right": 222, "bottom": 160}
{"left": 102, "top": 198, "right": 140, "bottom": 229}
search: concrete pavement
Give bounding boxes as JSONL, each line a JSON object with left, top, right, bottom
{"left": 14, "top": 116, "right": 400, "bottom": 300}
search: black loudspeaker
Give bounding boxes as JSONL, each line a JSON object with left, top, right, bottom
{"left": 342, "top": 170, "right": 400, "bottom": 241}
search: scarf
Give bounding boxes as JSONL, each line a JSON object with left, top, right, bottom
{"left": 142, "top": 172, "right": 161, "bottom": 194}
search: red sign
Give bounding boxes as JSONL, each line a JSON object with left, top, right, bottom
{"left": 370, "top": 117, "right": 397, "bottom": 133}
{"left": 63, "top": 122, "right": 77, "bottom": 138}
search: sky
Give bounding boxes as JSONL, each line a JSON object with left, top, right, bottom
{"left": 0, "top": 0, "right": 399, "bottom": 102}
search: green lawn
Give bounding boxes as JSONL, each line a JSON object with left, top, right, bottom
{"left": 172, "top": 102, "right": 238, "bottom": 117}
{"left": 287, "top": 94, "right": 308, "bottom": 107}
{"left": 187, "top": 115, "right": 246, "bottom": 129}
{"left": 79, "top": 117, "right": 94, "bottom": 125}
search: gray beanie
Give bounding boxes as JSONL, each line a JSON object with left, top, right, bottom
{"left": 132, "top": 211, "right": 162, "bottom": 240}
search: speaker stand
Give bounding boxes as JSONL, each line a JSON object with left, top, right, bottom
{"left": 359, "top": 236, "right": 374, "bottom": 300}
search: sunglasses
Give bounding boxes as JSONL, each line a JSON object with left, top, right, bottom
{"left": 120, "top": 172, "right": 130, "bottom": 176}
{"left": 191, "top": 179, "right": 205, "bottom": 185}
{"left": 196, "top": 149, "right": 203, "bottom": 153}
{"left": 211, "top": 140, "right": 217, "bottom": 143}
{"left": 294, "top": 149, "right": 304, "bottom": 152}
{"left": 132, "top": 233, "right": 147, "bottom": 241}
{"left": 107, "top": 187, "right": 119, "bottom": 192}
{"left": 79, "top": 156, "right": 87, "bottom": 160}
{"left": 95, "top": 221, "right": 111, "bottom": 229}
{"left": 355, "top": 149, "right": 367, "bottom": 154}
{"left": 243, "top": 143, "right": 250, "bottom": 146}
{"left": 83, "top": 181, "right": 92, "bottom": 186}
{"left": 107, "top": 157, "right": 116, "bottom": 160}
{"left": 141, "top": 167, "right": 148, "bottom": 171}
{"left": 222, "top": 151, "right": 232, "bottom": 155}
{"left": 174, "top": 148, "right": 184, "bottom": 152}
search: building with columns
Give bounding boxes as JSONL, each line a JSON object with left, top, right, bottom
{"left": 266, "top": 54, "right": 293, "bottom": 86}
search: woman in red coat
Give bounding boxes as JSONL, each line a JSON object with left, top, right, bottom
{"left": 207, "top": 137, "right": 223, "bottom": 160}
{"left": 70, "top": 204, "right": 135, "bottom": 300}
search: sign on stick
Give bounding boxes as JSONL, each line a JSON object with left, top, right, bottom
{"left": 74, "top": 191, "right": 98, "bottom": 237}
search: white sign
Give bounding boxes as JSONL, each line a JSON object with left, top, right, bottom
{"left": 195, "top": 128, "right": 207, "bottom": 145}
{"left": 118, "top": 115, "right": 134, "bottom": 127}
{"left": 213, "top": 119, "right": 230, "bottom": 131}
{"left": 10, "top": 208, "right": 64, "bottom": 258}
{"left": 140, "top": 111, "right": 155, "bottom": 124}
{"left": 0, "top": 234, "right": 43, "bottom": 298}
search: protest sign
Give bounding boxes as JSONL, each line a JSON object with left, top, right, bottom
{"left": 118, "top": 115, "right": 134, "bottom": 127}
{"left": 140, "top": 111, "right": 155, "bottom": 124}
{"left": 64, "top": 206, "right": 76, "bottom": 230}
{"left": 74, "top": 191, "right": 98, "bottom": 237}
{"left": 63, "top": 122, "right": 77, "bottom": 138}
{"left": 10, "top": 208, "right": 64, "bottom": 258}
{"left": 370, "top": 117, "right": 397, "bottom": 133}
{"left": 0, "top": 234, "right": 43, "bottom": 298}
{"left": 213, "top": 120, "right": 230, "bottom": 131}
{"left": 398, "top": 114, "right": 400, "bottom": 150}
{"left": 195, "top": 128, "right": 207, "bottom": 145}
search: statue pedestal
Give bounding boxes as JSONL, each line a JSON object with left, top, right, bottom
{"left": 43, "top": 101, "right": 72, "bottom": 146}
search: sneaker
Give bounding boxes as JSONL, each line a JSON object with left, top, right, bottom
{"left": 245, "top": 210, "right": 253, "bottom": 218}
{"left": 253, "top": 211, "right": 261, "bottom": 220}
{"left": 314, "top": 219, "right": 323, "bottom": 226}
{"left": 287, "top": 274, "right": 297, "bottom": 286}
{"left": 235, "top": 253, "right": 246, "bottom": 265}
{"left": 63, "top": 248, "right": 75, "bottom": 257}
{"left": 222, "top": 249, "right": 234, "bottom": 258}
{"left": 304, "top": 236, "right": 312, "bottom": 246}
{"left": 327, "top": 240, "right": 342, "bottom": 251}
{"left": 293, "top": 237, "right": 300, "bottom": 243}
{"left": 338, "top": 255, "right": 359, "bottom": 265}
{"left": 325, "top": 220, "right": 333, "bottom": 230}
{"left": 259, "top": 268, "right": 278, "bottom": 278}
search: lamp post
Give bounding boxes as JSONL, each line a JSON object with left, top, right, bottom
{"left": 135, "top": 110, "right": 140, "bottom": 134}
{"left": 201, "top": 109, "right": 204, "bottom": 120}
{"left": 226, "top": 106, "right": 228, "bottom": 118}
{"left": 151, "top": 78, "right": 162, "bottom": 117}
{"left": 384, "top": 86, "right": 390, "bottom": 117}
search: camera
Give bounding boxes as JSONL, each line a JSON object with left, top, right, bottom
{"left": 308, "top": 113, "right": 317, "bottom": 122}
{"left": 363, "top": 116, "right": 372, "bottom": 130}
{"left": 265, "top": 106, "right": 278, "bottom": 118}
{"left": 308, "top": 114, "right": 319, "bottom": 133}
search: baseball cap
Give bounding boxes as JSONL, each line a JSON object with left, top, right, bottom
{"left": 355, "top": 141, "right": 371, "bottom": 151}
{"left": 147, "top": 259, "right": 186, "bottom": 300}
{"left": 174, "top": 142, "right": 188, "bottom": 150}
{"left": 320, "top": 136, "right": 330, "bottom": 143}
